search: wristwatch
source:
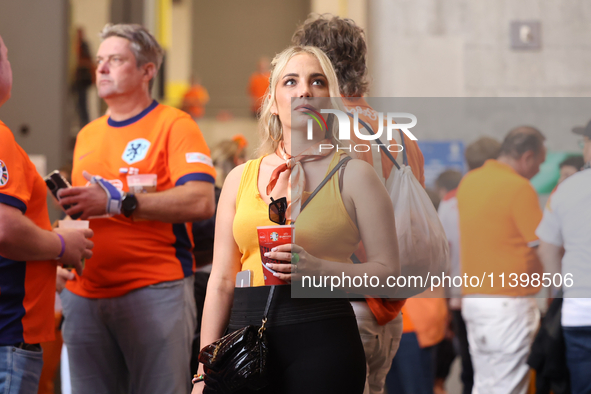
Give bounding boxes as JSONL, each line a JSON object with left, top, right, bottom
{"left": 121, "top": 192, "right": 138, "bottom": 218}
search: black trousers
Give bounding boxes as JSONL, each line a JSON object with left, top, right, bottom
{"left": 191, "top": 271, "right": 211, "bottom": 375}
{"left": 227, "top": 286, "right": 366, "bottom": 394}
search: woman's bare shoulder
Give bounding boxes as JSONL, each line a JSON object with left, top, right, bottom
{"left": 342, "top": 158, "right": 385, "bottom": 196}
{"left": 343, "top": 157, "right": 380, "bottom": 179}
{"left": 225, "top": 162, "right": 248, "bottom": 184}
{"left": 218, "top": 162, "right": 248, "bottom": 200}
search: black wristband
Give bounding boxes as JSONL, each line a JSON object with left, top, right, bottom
{"left": 121, "top": 193, "right": 138, "bottom": 218}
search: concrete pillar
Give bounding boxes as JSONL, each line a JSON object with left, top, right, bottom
{"left": 110, "top": 0, "right": 144, "bottom": 25}
{"left": 0, "top": 0, "right": 70, "bottom": 174}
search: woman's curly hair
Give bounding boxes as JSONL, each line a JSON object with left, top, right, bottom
{"left": 292, "top": 14, "right": 369, "bottom": 97}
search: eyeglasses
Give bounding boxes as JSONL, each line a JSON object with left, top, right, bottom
{"left": 269, "top": 197, "right": 287, "bottom": 225}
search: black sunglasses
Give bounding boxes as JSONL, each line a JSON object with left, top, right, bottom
{"left": 269, "top": 197, "right": 287, "bottom": 225}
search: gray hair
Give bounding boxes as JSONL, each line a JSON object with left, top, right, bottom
{"left": 100, "top": 23, "right": 164, "bottom": 90}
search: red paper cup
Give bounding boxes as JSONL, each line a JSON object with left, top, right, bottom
{"left": 257, "top": 225, "right": 295, "bottom": 286}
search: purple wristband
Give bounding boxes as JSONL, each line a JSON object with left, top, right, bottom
{"left": 56, "top": 233, "right": 65, "bottom": 260}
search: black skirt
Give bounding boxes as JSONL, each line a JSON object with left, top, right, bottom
{"left": 227, "top": 285, "right": 366, "bottom": 394}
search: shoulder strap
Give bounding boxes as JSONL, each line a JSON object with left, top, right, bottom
{"left": 346, "top": 113, "right": 401, "bottom": 170}
{"left": 398, "top": 130, "right": 408, "bottom": 166}
{"left": 262, "top": 285, "right": 276, "bottom": 319}
{"left": 300, "top": 155, "right": 352, "bottom": 212}
{"left": 339, "top": 158, "right": 349, "bottom": 193}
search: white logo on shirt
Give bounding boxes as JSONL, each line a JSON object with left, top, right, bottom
{"left": 345, "top": 106, "right": 379, "bottom": 121}
{"left": 0, "top": 160, "right": 8, "bottom": 187}
{"left": 119, "top": 167, "right": 140, "bottom": 175}
{"left": 186, "top": 152, "right": 213, "bottom": 167}
{"left": 122, "top": 139, "right": 151, "bottom": 165}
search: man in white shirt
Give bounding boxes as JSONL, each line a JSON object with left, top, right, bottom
{"left": 536, "top": 121, "right": 591, "bottom": 394}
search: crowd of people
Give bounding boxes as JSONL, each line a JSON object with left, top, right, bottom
{"left": 0, "top": 13, "right": 589, "bottom": 394}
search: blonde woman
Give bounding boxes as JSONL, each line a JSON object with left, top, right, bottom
{"left": 193, "top": 46, "right": 399, "bottom": 394}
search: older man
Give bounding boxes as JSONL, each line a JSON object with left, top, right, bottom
{"left": 457, "top": 127, "right": 546, "bottom": 394}
{"left": 0, "top": 34, "right": 93, "bottom": 394}
{"left": 536, "top": 122, "right": 591, "bottom": 394}
{"left": 57, "top": 24, "right": 215, "bottom": 394}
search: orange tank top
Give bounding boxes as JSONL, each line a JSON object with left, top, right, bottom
{"left": 233, "top": 152, "right": 360, "bottom": 286}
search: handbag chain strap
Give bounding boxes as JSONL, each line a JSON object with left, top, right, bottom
{"left": 258, "top": 285, "right": 276, "bottom": 337}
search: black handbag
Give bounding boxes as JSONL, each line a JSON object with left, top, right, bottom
{"left": 197, "top": 156, "right": 352, "bottom": 393}
{"left": 198, "top": 285, "right": 275, "bottom": 393}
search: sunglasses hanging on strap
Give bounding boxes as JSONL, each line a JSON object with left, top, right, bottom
{"left": 269, "top": 197, "right": 287, "bottom": 225}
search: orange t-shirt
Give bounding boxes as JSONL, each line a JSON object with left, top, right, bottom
{"left": 342, "top": 98, "right": 426, "bottom": 325}
{"left": 0, "top": 121, "right": 56, "bottom": 345}
{"left": 248, "top": 72, "right": 270, "bottom": 113}
{"left": 457, "top": 159, "right": 543, "bottom": 296}
{"left": 400, "top": 297, "right": 448, "bottom": 347}
{"left": 183, "top": 85, "right": 210, "bottom": 119}
{"left": 342, "top": 98, "right": 425, "bottom": 187}
{"left": 66, "top": 101, "right": 216, "bottom": 299}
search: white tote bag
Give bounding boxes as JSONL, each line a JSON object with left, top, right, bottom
{"left": 352, "top": 114, "right": 450, "bottom": 297}
{"left": 385, "top": 134, "right": 450, "bottom": 296}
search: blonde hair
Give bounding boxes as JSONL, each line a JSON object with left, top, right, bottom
{"left": 256, "top": 46, "right": 344, "bottom": 156}
{"left": 100, "top": 24, "right": 164, "bottom": 91}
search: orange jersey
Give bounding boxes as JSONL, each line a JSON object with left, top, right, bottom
{"left": 457, "top": 159, "right": 543, "bottom": 296}
{"left": 342, "top": 98, "right": 425, "bottom": 186}
{"left": 0, "top": 121, "right": 56, "bottom": 345}
{"left": 66, "top": 101, "right": 216, "bottom": 299}
{"left": 342, "top": 97, "right": 426, "bottom": 325}
{"left": 400, "top": 298, "right": 447, "bottom": 347}
{"left": 183, "top": 85, "right": 210, "bottom": 119}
